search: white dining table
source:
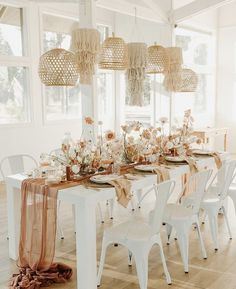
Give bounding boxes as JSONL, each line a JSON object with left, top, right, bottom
{"left": 6, "top": 155, "right": 226, "bottom": 289}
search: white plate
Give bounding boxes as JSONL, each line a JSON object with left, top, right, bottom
{"left": 90, "top": 174, "right": 121, "bottom": 184}
{"left": 192, "top": 149, "right": 213, "bottom": 155}
{"left": 134, "top": 165, "right": 160, "bottom": 172}
{"left": 165, "top": 156, "right": 186, "bottom": 163}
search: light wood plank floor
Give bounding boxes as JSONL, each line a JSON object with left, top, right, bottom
{"left": 1, "top": 182, "right": 236, "bottom": 289}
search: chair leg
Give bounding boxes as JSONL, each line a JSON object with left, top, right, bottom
{"left": 130, "top": 197, "right": 136, "bottom": 211}
{"left": 133, "top": 252, "right": 148, "bottom": 289}
{"left": 108, "top": 199, "right": 114, "bottom": 219}
{"left": 156, "top": 235, "right": 172, "bottom": 285}
{"left": 165, "top": 223, "right": 173, "bottom": 245}
{"left": 97, "top": 239, "right": 109, "bottom": 286}
{"left": 97, "top": 203, "right": 104, "bottom": 224}
{"left": 195, "top": 219, "right": 207, "bottom": 259}
{"left": 128, "top": 250, "right": 132, "bottom": 266}
{"left": 136, "top": 189, "right": 142, "bottom": 208}
{"left": 207, "top": 213, "right": 219, "bottom": 250}
{"left": 222, "top": 206, "right": 232, "bottom": 239}
{"left": 175, "top": 227, "right": 189, "bottom": 273}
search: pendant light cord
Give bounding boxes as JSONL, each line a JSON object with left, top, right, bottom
{"left": 130, "top": 7, "right": 145, "bottom": 43}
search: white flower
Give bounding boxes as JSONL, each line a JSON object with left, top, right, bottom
{"left": 71, "top": 165, "right": 80, "bottom": 174}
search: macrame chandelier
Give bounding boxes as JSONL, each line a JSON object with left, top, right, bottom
{"left": 126, "top": 42, "right": 148, "bottom": 106}
{"left": 38, "top": 48, "right": 78, "bottom": 86}
{"left": 163, "top": 47, "right": 183, "bottom": 92}
{"left": 99, "top": 33, "right": 127, "bottom": 70}
{"left": 147, "top": 44, "right": 169, "bottom": 74}
{"left": 71, "top": 28, "right": 100, "bottom": 85}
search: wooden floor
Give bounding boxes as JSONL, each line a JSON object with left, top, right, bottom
{"left": 1, "top": 182, "right": 236, "bottom": 289}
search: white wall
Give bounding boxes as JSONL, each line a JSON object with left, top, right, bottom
{"left": 216, "top": 1, "right": 236, "bottom": 152}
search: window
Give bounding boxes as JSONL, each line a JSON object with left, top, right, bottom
{"left": 0, "top": 6, "right": 24, "bottom": 56}
{"left": 0, "top": 66, "right": 29, "bottom": 124}
{"left": 175, "top": 27, "right": 216, "bottom": 127}
{"left": 42, "top": 14, "right": 81, "bottom": 122}
{"left": 96, "top": 24, "right": 115, "bottom": 130}
{"left": 0, "top": 5, "right": 30, "bottom": 125}
{"left": 97, "top": 71, "right": 114, "bottom": 130}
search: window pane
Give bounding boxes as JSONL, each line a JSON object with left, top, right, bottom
{"left": 43, "top": 31, "right": 71, "bottom": 51}
{"left": 0, "top": 66, "right": 29, "bottom": 124}
{"left": 97, "top": 72, "right": 114, "bottom": 130}
{"left": 44, "top": 85, "right": 81, "bottom": 121}
{"left": 175, "top": 28, "right": 215, "bottom": 127}
{"left": 97, "top": 25, "right": 109, "bottom": 43}
{"left": 0, "top": 6, "right": 23, "bottom": 56}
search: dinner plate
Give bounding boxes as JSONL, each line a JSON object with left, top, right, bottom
{"left": 192, "top": 149, "right": 213, "bottom": 155}
{"left": 90, "top": 174, "right": 121, "bottom": 184}
{"left": 134, "top": 165, "right": 160, "bottom": 172}
{"left": 165, "top": 156, "right": 186, "bottom": 163}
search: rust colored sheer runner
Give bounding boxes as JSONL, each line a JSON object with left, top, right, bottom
{"left": 11, "top": 178, "right": 79, "bottom": 289}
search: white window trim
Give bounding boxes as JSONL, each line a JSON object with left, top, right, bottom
{"left": 0, "top": 1, "right": 34, "bottom": 127}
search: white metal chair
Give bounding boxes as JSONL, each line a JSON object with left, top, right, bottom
{"left": 163, "top": 169, "right": 212, "bottom": 273}
{"left": 97, "top": 180, "right": 175, "bottom": 289}
{"left": 0, "top": 154, "right": 38, "bottom": 179}
{"left": 199, "top": 160, "right": 236, "bottom": 250}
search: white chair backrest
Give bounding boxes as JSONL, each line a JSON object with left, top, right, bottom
{"left": 150, "top": 180, "right": 175, "bottom": 235}
{"left": 184, "top": 169, "right": 212, "bottom": 214}
{"left": 0, "top": 154, "right": 37, "bottom": 179}
{"left": 217, "top": 160, "right": 236, "bottom": 200}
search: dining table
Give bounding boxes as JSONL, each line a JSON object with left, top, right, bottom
{"left": 5, "top": 153, "right": 228, "bottom": 289}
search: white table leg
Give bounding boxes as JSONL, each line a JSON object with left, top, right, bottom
{"left": 75, "top": 199, "right": 97, "bottom": 289}
{"left": 6, "top": 181, "right": 21, "bottom": 260}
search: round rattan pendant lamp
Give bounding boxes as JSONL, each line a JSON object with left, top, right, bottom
{"left": 99, "top": 32, "right": 127, "bottom": 70}
{"left": 147, "top": 43, "right": 169, "bottom": 74}
{"left": 38, "top": 48, "right": 78, "bottom": 86}
{"left": 179, "top": 68, "right": 198, "bottom": 92}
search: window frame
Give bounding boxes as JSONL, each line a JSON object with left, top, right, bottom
{"left": 0, "top": 0, "right": 32, "bottom": 128}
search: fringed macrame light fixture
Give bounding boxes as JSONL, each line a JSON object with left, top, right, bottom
{"left": 163, "top": 47, "right": 183, "bottom": 92}
{"left": 126, "top": 42, "right": 148, "bottom": 106}
{"left": 147, "top": 44, "right": 169, "bottom": 74}
{"left": 99, "top": 33, "right": 127, "bottom": 70}
{"left": 38, "top": 48, "right": 78, "bottom": 86}
{"left": 71, "top": 28, "right": 100, "bottom": 85}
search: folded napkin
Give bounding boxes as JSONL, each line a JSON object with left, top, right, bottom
{"left": 153, "top": 166, "right": 170, "bottom": 182}
{"left": 108, "top": 178, "right": 132, "bottom": 208}
{"left": 210, "top": 152, "right": 222, "bottom": 169}
{"left": 184, "top": 157, "right": 199, "bottom": 174}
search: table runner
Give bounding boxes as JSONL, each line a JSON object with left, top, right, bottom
{"left": 10, "top": 178, "right": 79, "bottom": 289}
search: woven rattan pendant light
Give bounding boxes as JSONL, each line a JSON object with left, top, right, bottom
{"left": 147, "top": 43, "right": 169, "bottom": 74}
{"left": 179, "top": 68, "right": 198, "bottom": 92}
{"left": 99, "top": 32, "right": 127, "bottom": 70}
{"left": 38, "top": 48, "right": 78, "bottom": 86}
{"left": 71, "top": 28, "right": 100, "bottom": 85}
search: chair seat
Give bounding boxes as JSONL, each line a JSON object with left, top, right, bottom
{"left": 163, "top": 204, "right": 193, "bottom": 222}
{"left": 202, "top": 187, "right": 221, "bottom": 204}
{"left": 104, "top": 220, "right": 153, "bottom": 243}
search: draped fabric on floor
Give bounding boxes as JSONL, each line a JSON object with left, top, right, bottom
{"left": 10, "top": 179, "right": 75, "bottom": 289}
